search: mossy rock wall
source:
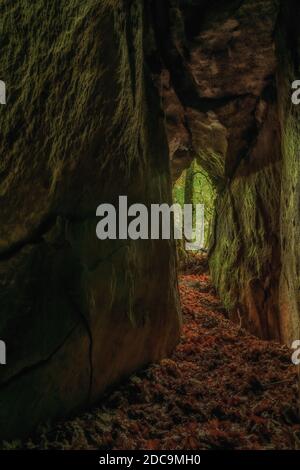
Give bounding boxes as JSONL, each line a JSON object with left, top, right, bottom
{"left": 209, "top": 1, "right": 300, "bottom": 344}
{"left": 0, "top": 1, "right": 181, "bottom": 439}
{"left": 209, "top": 100, "right": 282, "bottom": 339}
{"left": 277, "top": 1, "right": 300, "bottom": 346}
{"left": 155, "top": 0, "right": 284, "bottom": 340}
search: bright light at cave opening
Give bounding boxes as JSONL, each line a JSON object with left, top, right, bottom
{"left": 173, "top": 160, "right": 216, "bottom": 254}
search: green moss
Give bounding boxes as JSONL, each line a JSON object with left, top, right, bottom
{"left": 173, "top": 162, "right": 216, "bottom": 250}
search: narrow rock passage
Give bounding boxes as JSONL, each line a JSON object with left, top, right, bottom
{"left": 6, "top": 257, "right": 299, "bottom": 450}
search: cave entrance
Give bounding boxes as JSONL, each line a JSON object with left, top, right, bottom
{"left": 173, "top": 160, "right": 216, "bottom": 264}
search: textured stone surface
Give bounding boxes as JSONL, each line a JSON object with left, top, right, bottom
{"left": 0, "top": 1, "right": 181, "bottom": 439}
{"left": 277, "top": 1, "right": 300, "bottom": 346}
{"left": 151, "top": 0, "right": 279, "bottom": 181}
{"left": 159, "top": 0, "right": 300, "bottom": 348}
{"left": 209, "top": 100, "right": 282, "bottom": 339}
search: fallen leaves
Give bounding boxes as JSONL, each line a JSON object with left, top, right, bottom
{"left": 5, "top": 256, "right": 300, "bottom": 450}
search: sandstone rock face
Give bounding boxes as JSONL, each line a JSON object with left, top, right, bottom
{"left": 277, "top": 1, "right": 300, "bottom": 346}
{"left": 152, "top": 0, "right": 279, "bottom": 179}
{"left": 152, "top": 0, "right": 299, "bottom": 343}
{"left": 0, "top": 1, "right": 181, "bottom": 439}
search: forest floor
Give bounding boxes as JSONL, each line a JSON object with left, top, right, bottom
{"left": 3, "top": 256, "right": 300, "bottom": 450}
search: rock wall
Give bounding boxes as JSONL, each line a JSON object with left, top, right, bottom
{"left": 0, "top": 1, "right": 181, "bottom": 439}
{"left": 150, "top": 0, "right": 300, "bottom": 345}
{"left": 209, "top": 0, "right": 300, "bottom": 343}
{"left": 277, "top": 0, "right": 300, "bottom": 346}
{"left": 209, "top": 98, "right": 282, "bottom": 339}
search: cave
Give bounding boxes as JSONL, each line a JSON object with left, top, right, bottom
{"left": 0, "top": 0, "right": 300, "bottom": 453}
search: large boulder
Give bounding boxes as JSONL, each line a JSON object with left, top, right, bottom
{"left": 0, "top": 0, "right": 181, "bottom": 439}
